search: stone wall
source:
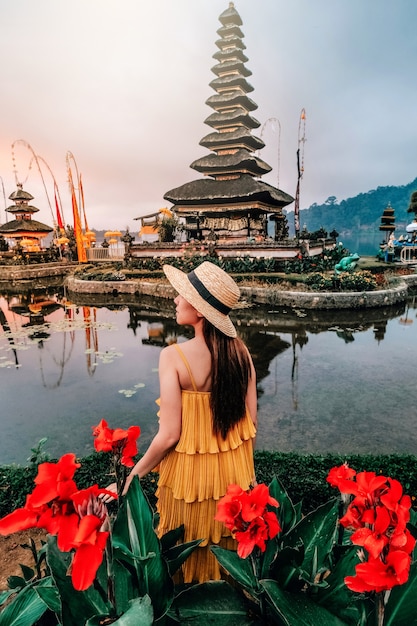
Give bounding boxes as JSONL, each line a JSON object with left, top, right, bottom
{"left": 66, "top": 274, "right": 417, "bottom": 310}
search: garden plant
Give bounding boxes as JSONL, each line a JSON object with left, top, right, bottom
{"left": 0, "top": 423, "right": 416, "bottom": 625}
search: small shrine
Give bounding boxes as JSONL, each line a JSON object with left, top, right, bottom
{"left": 163, "top": 2, "right": 294, "bottom": 243}
{"left": 378, "top": 202, "right": 396, "bottom": 243}
{"left": 0, "top": 184, "right": 53, "bottom": 250}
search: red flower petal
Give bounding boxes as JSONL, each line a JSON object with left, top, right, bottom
{"left": 73, "top": 514, "right": 102, "bottom": 546}
{"left": 56, "top": 513, "right": 80, "bottom": 552}
{"left": 0, "top": 507, "right": 39, "bottom": 535}
{"left": 71, "top": 532, "right": 108, "bottom": 591}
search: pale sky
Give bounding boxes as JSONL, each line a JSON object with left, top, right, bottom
{"left": 1, "top": 0, "right": 416, "bottom": 232}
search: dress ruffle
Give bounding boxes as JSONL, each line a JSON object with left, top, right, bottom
{"left": 156, "top": 389, "right": 256, "bottom": 583}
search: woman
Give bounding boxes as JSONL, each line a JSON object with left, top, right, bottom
{"left": 123, "top": 261, "right": 257, "bottom": 582}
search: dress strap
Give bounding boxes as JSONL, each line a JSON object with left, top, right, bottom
{"left": 173, "top": 343, "right": 198, "bottom": 392}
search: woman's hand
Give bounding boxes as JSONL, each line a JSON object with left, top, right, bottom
{"left": 100, "top": 482, "right": 118, "bottom": 504}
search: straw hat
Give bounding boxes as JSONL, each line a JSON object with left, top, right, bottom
{"left": 163, "top": 261, "right": 240, "bottom": 337}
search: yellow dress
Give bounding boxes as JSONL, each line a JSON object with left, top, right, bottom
{"left": 156, "top": 343, "right": 256, "bottom": 583}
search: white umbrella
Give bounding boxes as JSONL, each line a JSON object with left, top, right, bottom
{"left": 406, "top": 222, "right": 417, "bottom": 232}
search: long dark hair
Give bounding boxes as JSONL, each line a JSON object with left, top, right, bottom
{"left": 202, "top": 318, "right": 252, "bottom": 439}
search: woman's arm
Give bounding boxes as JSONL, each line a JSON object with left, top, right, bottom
{"left": 123, "top": 346, "right": 183, "bottom": 493}
{"left": 246, "top": 354, "right": 257, "bottom": 428}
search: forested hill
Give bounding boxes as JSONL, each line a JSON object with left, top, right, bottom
{"left": 289, "top": 177, "right": 417, "bottom": 235}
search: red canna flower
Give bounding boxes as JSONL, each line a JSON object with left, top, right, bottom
{"left": 68, "top": 486, "right": 111, "bottom": 591}
{"left": 0, "top": 454, "right": 80, "bottom": 538}
{"left": 241, "top": 484, "right": 279, "bottom": 523}
{"left": 0, "top": 496, "right": 46, "bottom": 536}
{"left": 329, "top": 465, "right": 414, "bottom": 594}
{"left": 215, "top": 484, "right": 247, "bottom": 531}
{"left": 216, "top": 483, "right": 281, "bottom": 558}
{"left": 71, "top": 526, "right": 109, "bottom": 591}
{"left": 92, "top": 419, "right": 140, "bottom": 467}
{"left": 0, "top": 455, "right": 116, "bottom": 592}
{"left": 92, "top": 419, "right": 114, "bottom": 452}
{"left": 28, "top": 453, "right": 80, "bottom": 508}
{"left": 235, "top": 516, "right": 270, "bottom": 558}
{"left": 327, "top": 463, "right": 357, "bottom": 492}
{"left": 350, "top": 506, "right": 390, "bottom": 559}
{"left": 345, "top": 550, "right": 411, "bottom": 593}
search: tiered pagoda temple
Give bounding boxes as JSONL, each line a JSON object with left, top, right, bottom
{"left": 0, "top": 184, "right": 53, "bottom": 250}
{"left": 163, "top": 2, "right": 294, "bottom": 243}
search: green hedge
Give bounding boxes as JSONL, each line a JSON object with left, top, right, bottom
{"left": 1, "top": 451, "right": 416, "bottom": 518}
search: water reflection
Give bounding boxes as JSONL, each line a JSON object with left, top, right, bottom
{"left": 0, "top": 284, "right": 416, "bottom": 463}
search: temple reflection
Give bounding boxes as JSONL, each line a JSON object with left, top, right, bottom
{"left": 1, "top": 285, "right": 417, "bottom": 462}
{"left": 0, "top": 287, "right": 410, "bottom": 395}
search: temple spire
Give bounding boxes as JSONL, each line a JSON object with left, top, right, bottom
{"left": 164, "top": 4, "right": 294, "bottom": 243}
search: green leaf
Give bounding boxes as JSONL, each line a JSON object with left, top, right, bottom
{"left": 384, "top": 561, "right": 417, "bottom": 625}
{"left": 0, "top": 584, "right": 48, "bottom": 626}
{"left": 169, "top": 580, "right": 253, "bottom": 625}
{"left": 46, "top": 535, "right": 111, "bottom": 626}
{"left": 316, "top": 546, "right": 369, "bottom": 624}
{"left": 34, "top": 579, "right": 61, "bottom": 615}
{"left": 0, "top": 590, "right": 15, "bottom": 606}
{"left": 112, "top": 476, "right": 173, "bottom": 620}
{"left": 260, "top": 579, "right": 350, "bottom": 626}
{"left": 86, "top": 596, "right": 153, "bottom": 626}
{"left": 269, "top": 545, "right": 305, "bottom": 591}
{"left": 268, "top": 476, "right": 300, "bottom": 534}
{"left": 6, "top": 577, "right": 26, "bottom": 590}
{"left": 283, "top": 499, "right": 339, "bottom": 583}
{"left": 210, "top": 546, "right": 258, "bottom": 593}
{"left": 163, "top": 538, "right": 203, "bottom": 577}
{"left": 20, "top": 565, "right": 35, "bottom": 582}
{"left": 159, "top": 525, "right": 185, "bottom": 552}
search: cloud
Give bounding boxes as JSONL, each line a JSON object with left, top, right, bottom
{"left": 1, "top": 0, "right": 417, "bottom": 230}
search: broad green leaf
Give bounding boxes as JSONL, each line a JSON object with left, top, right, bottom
{"left": 260, "top": 579, "right": 350, "bottom": 626}
{"left": 7, "top": 577, "right": 26, "bottom": 590}
{"left": 169, "top": 580, "right": 253, "bottom": 625}
{"left": 159, "top": 525, "right": 185, "bottom": 552}
{"left": 210, "top": 546, "right": 258, "bottom": 593}
{"left": 112, "top": 476, "right": 173, "bottom": 620}
{"left": 46, "top": 535, "right": 111, "bottom": 626}
{"left": 19, "top": 566, "right": 34, "bottom": 582}
{"left": 0, "top": 590, "right": 15, "bottom": 606}
{"left": 384, "top": 561, "right": 417, "bottom": 625}
{"left": 316, "top": 546, "right": 369, "bottom": 624}
{"left": 260, "top": 533, "right": 279, "bottom": 580}
{"left": 34, "top": 579, "right": 61, "bottom": 615}
{"left": 163, "top": 538, "right": 203, "bottom": 576}
{"left": 0, "top": 584, "right": 47, "bottom": 626}
{"left": 283, "top": 499, "right": 339, "bottom": 582}
{"left": 268, "top": 476, "right": 299, "bottom": 534}
{"left": 86, "top": 596, "right": 153, "bottom": 626}
{"left": 270, "top": 545, "right": 305, "bottom": 591}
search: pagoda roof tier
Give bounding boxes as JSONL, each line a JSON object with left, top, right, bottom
{"left": 164, "top": 175, "right": 294, "bottom": 211}
{"left": 206, "top": 92, "right": 257, "bottom": 112}
{"left": 211, "top": 59, "right": 251, "bottom": 77}
{"left": 6, "top": 204, "right": 40, "bottom": 214}
{"left": 191, "top": 150, "right": 272, "bottom": 177}
{"left": 200, "top": 128, "right": 264, "bottom": 152}
{"left": 0, "top": 219, "right": 53, "bottom": 235}
{"left": 204, "top": 109, "right": 261, "bottom": 129}
{"left": 217, "top": 23, "right": 244, "bottom": 39}
{"left": 212, "top": 48, "right": 249, "bottom": 64}
{"left": 215, "top": 35, "right": 246, "bottom": 51}
{"left": 209, "top": 74, "right": 253, "bottom": 92}
{"left": 219, "top": 3, "right": 243, "bottom": 27}
{"left": 8, "top": 187, "right": 34, "bottom": 202}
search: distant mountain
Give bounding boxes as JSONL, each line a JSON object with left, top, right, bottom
{"left": 286, "top": 177, "right": 417, "bottom": 235}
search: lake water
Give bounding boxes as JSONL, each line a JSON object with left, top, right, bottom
{"left": 1, "top": 285, "right": 417, "bottom": 465}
